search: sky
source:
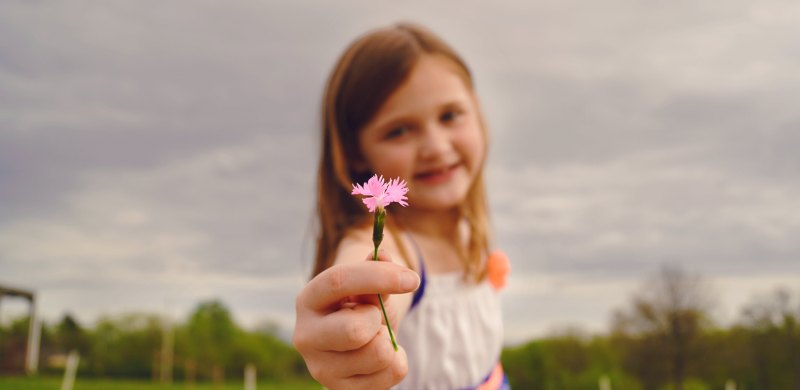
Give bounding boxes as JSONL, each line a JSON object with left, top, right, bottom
{"left": 1, "top": 0, "right": 799, "bottom": 344}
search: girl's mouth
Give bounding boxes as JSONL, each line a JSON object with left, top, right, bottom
{"left": 414, "top": 163, "right": 460, "bottom": 184}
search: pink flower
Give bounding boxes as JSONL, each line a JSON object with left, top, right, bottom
{"left": 350, "top": 174, "right": 409, "bottom": 351}
{"left": 351, "top": 174, "right": 409, "bottom": 213}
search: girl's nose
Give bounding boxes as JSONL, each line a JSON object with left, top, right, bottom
{"left": 419, "top": 125, "right": 451, "bottom": 159}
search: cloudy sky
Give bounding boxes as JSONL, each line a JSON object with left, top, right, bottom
{"left": 1, "top": 0, "right": 799, "bottom": 344}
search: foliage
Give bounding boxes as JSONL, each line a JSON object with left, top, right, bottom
{"left": 611, "top": 266, "right": 714, "bottom": 390}
{"left": 736, "top": 288, "right": 800, "bottom": 389}
{"left": 87, "top": 313, "right": 162, "bottom": 378}
{"left": 53, "top": 313, "right": 91, "bottom": 355}
{"left": 0, "top": 375, "right": 320, "bottom": 390}
{"left": 499, "top": 274, "right": 800, "bottom": 389}
{"left": 0, "top": 299, "right": 310, "bottom": 384}
{"left": 3, "top": 282, "right": 800, "bottom": 388}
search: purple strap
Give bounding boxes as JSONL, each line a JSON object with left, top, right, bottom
{"left": 410, "top": 258, "right": 426, "bottom": 309}
{"left": 408, "top": 235, "right": 426, "bottom": 310}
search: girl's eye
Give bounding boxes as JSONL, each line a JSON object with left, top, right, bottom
{"left": 440, "top": 109, "right": 461, "bottom": 123}
{"left": 386, "top": 126, "right": 409, "bottom": 139}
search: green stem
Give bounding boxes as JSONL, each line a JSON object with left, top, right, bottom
{"left": 372, "top": 207, "right": 398, "bottom": 351}
{"left": 374, "top": 247, "right": 398, "bottom": 351}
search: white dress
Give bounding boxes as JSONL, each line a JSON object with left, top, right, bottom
{"left": 392, "top": 253, "right": 507, "bottom": 389}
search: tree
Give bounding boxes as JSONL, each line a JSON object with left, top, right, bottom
{"left": 612, "top": 265, "right": 713, "bottom": 390}
{"left": 54, "top": 313, "right": 90, "bottom": 355}
{"left": 501, "top": 340, "right": 547, "bottom": 389}
{"left": 88, "top": 313, "right": 162, "bottom": 378}
{"left": 182, "top": 300, "right": 238, "bottom": 383}
{"left": 739, "top": 287, "right": 800, "bottom": 390}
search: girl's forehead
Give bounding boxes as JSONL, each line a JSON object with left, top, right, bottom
{"left": 368, "top": 55, "right": 474, "bottom": 126}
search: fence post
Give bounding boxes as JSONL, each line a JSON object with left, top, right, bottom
{"left": 61, "top": 350, "right": 80, "bottom": 390}
{"left": 599, "top": 374, "right": 611, "bottom": 390}
{"left": 244, "top": 363, "right": 256, "bottom": 390}
{"left": 25, "top": 307, "right": 41, "bottom": 375}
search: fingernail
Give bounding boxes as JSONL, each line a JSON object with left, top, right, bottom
{"left": 401, "top": 271, "right": 420, "bottom": 290}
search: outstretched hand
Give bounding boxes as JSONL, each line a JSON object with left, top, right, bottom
{"left": 293, "top": 252, "right": 420, "bottom": 390}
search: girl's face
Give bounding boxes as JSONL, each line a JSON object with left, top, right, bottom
{"left": 357, "top": 55, "right": 486, "bottom": 212}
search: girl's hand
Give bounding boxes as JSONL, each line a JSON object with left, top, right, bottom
{"left": 293, "top": 252, "right": 420, "bottom": 390}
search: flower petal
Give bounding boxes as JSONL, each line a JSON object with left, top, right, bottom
{"left": 385, "top": 178, "right": 409, "bottom": 207}
{"left": 367, "top": 175, "right": 387, "bottom": 197}
{"left": 351, "top": 175, "right": 409, "bottom": 213}
{"left": 362, "top": 197, "right": 378, "bottom": 213}
{"left": 351, "top": 182, "right": 370, "bottom": 196}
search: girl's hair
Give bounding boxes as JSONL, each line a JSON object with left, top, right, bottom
{"left": 313, "top": 22, "right": 491, "bottom": 281}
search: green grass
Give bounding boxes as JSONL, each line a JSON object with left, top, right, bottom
{"left": 0, "top": 376, "right": 321, "bottom": 390}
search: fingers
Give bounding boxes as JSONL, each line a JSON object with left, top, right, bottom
{"left": 344, "top": 354, "right": 409, "bottom": 390}
{"left": 337, "top": 327, "right": 399, "bottom": 376}
{"left": 299, "top": 261, "right": 420, "bottom": 311}
{"left": 294, "top": 250, "right": 415, "bottom": 389}
{"left": 315, "top": 304, "right": 383, "bottom": 352}
{"left": 313, "top": 337, "right": 409, "bottom": 390}
{"left": 343, "top": 345, "right": 408, "bottom": 390}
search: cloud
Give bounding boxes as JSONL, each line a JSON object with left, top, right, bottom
{"left": 0, "top": 135, "right": 315, "bottom": 329}
{"left": 488, "top": 144, "right": 800, "bottom": 341}
{"left": 490, "top": 145, "right": 800, "bottom": 272}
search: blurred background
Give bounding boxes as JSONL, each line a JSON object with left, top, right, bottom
{"left": 2, "top": 0, "right": 799, "bottom": 389}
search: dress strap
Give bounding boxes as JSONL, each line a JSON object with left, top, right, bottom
{"left": 475, "top": 363, "right": 510, "bottom": 390}
{"left": 459, "top": 363, "right": 510, "bottom": 390}
{"left": 406, "top": 234, "right": 426, "bottom": 310}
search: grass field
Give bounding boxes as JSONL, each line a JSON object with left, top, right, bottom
{"left": 0, "top": 376, "right": 321, "bottom": 390}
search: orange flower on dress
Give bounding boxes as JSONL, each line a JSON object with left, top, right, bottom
{"left": 487, "top": 250, "right": 510, "bottom": 290}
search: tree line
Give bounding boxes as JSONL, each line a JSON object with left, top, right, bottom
{"left": 1, "top": 266, "right": 799, "bottom": 389}
{"left": 0, "top": 300, "right": 309, "bottom": 384}
{"left": 502, "top": 266, "right": 800, "bottom": 390}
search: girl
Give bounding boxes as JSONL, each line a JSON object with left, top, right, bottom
{"left": 293, "top": 22, "right": 509, "bottom": 390}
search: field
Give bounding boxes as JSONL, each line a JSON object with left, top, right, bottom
{"left": 0, "top": 376, "right": 321, "bottom": 390}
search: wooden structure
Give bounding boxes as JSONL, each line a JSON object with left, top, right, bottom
{"left": 0, "top": 284, "right": 40, "bottom": 375}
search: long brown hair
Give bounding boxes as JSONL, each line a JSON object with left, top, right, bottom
{"left": 312, "top": 22, "right": 491, "bottom": 281}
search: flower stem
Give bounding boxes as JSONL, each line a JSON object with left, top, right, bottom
{"left": 373, "top": 247, "right": 398, "bottom": 351}
{"left": 372, "top": 207, "right": 398, "bottom": 351}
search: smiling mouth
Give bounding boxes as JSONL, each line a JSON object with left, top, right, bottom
{"left": 414, "top": 163, "right": 460, "bottom": 182}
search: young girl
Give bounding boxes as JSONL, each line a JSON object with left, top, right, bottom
{"left": 293, "top": 22, "right": 510, "bottom": 390}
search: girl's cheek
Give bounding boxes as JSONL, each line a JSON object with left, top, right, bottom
{"left": 371, "top": 149, "right": 409, "bottom": 176}
{"left": 387, "top": 159, "right": 413, "bottom": 178}
{"left": 463, "top": 131, "right": 484, "bottom": 164}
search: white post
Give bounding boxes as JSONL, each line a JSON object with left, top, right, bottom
{"left": 599, "top": 374, "right": 611, "bottom": 390}
{"left": 725, "top": 380, "right": 736, "bottom": 390}
{"left": 244, "top": 363, "right": 256, "bottom": 390}
{"left": 61, "top": 350, "right": 80, "bottom": 390}
{"left": 25, "top": 303, "right": 41, "bottom": 375}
